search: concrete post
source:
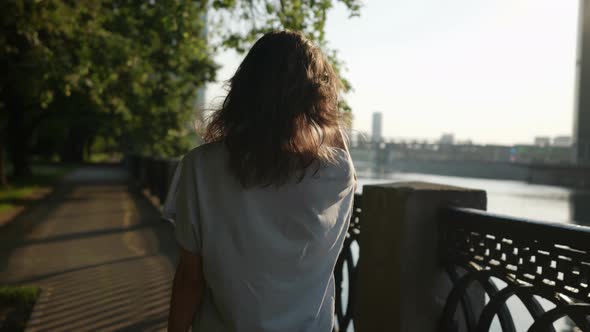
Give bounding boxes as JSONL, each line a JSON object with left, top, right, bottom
{"left": 354, "top": 182, "right": 487, "bottom": 332}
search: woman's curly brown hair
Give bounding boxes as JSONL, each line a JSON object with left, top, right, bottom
{"left": 204, "top": 30, "right": 345, "bottom": 188}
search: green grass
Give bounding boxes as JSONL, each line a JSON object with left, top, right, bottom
{"left": 88, "top": 152, "right": 122, "bottom": 163}
{"left": 7, "top": 164, "right": 76, "bottom": 187}
{"left": 0, "top": 286, "right": 40, "bottom": 332}
{"left": 0, "top": 187, "right": 37, "bottom": 201}
{"left": 0, "top": 204, "right": 15, "bottom": 214}
{"left": 0, "top": 186, "right": 42, "bottom": 216}
{"left": 0, "top": 164, "right": 76, "bottom": 217}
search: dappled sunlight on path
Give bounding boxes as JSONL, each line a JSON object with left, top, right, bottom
{"left": 0, "top": 166, "right": 177, "bottom": 332}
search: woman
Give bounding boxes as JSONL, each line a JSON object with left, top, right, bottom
{"left": 166, "top": 30, "right": 356, "bottom": 332}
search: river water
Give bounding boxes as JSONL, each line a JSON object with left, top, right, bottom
{"left": 341, "top": 171, "right": 590, "bottom": 332}
{"left": 357, "top": 172, "right": 590, "bottom": 226}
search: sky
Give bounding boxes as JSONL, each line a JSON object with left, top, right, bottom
{"left": 205, "top": 0, "right": 581, "bottom": 145}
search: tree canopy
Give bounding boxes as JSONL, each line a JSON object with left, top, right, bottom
{"left": 0, "top": 0, "right": 361, "bottom": 177}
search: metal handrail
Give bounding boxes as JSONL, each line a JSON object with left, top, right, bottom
{"left": 438, "top": 207, "right": 590, "bottom": 331}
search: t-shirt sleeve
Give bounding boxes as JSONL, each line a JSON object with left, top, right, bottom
{"left": 173, "top": 154, "right": 202, "bottom": 254}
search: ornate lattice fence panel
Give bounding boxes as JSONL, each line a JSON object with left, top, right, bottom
{"left": 334, "top": 193, "right": 362, "bottom": 332}
{"left": 439, "top": 207, "right": 590, "bottom": 332}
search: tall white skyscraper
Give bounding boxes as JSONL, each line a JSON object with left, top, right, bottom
{"left": 575, "top": 0, "right": 590, "bottom": 164}
{"left": 372, "top": 112, "right": 383, "bottom": 143}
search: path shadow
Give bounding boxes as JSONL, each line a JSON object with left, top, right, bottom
{"left": 0, "top": 184, "right": 75, "bottom": 268}
{"left": 2, "top": 165, "right": 178, "bottom": 331}
{"left": 126, "top": 181, "right": 178, "bottom": 266}
{"left": 25, "top": 253, "right": 172, "bottom": 332}
{"left": 4, "top": 223, "right": 154, "bottom": 250}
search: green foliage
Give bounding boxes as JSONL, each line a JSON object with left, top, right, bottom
{"left": 1, "top": 0, "right": 216, "bottom": 164}
{"left": 0, "top": 286, "right": 40, "bottom": 332}
{"left": 0, "top": 163, "right": 74, "bottom": 214}
{"left": 0, "top": 0, "right": 361, "bottom": 169}
{"left": 209, "top": 0, "right": 362, "bottom": 105}
{"left": 0, "top": 286, "right": 40, "bottom": 304}
{"left": 211, "top": 0, "right": 361, "bottom": 46}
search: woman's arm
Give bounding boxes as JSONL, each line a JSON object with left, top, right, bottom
{"left": 168, "top": 246, "right": 205, "bottom": 332}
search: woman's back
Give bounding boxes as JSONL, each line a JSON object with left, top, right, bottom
{"left": 171, "top": 141, "right": 355, "bottom": 331}
{"left": 167, "top": 30, "right": 356, "bottom": 332}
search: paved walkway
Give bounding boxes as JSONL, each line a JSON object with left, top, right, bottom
{"left": 0, "top": 166, "right": 178, "bottom": 332}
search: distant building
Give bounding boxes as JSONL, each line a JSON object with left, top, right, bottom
{"left": 439, "top": 133, "right": 455, "bottom": 145}
{"left": 575, "top": 0, "right": 590, "bottom": 164}
{"left": 534, "top": 137, "right": 551, "bottom": 147}
{"left": 372, "top": 112, "right": 383, "bottom": 143}
{"left": 553, "top": 136, "right": 572, "bottom": 147}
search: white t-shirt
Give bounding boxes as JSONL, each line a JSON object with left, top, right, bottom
{"left": 164, "top": 141, "right": 356, "bottom": 332}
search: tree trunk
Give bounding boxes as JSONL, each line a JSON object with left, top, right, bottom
{"left": 10, "top": 148, "right": 33, "bottom": 178}
{"left": 0, "top": 145, "right": 7, "bottom": 186}
{"left": 60, "top": 128, "right": 87, "bottom": 163}
{"left": 7, "top": 108, "right": 32, "bottom": 178}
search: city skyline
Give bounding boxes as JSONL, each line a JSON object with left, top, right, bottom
{"left": 205, "top": 0, "right": 581, "bottom": 146}
{"left": 357, "top": 111, "right": 574, "bottom": 147}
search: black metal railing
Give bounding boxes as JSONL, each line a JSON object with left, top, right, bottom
{"left": 126, "top": 155, "right": 362, "bottom": 332}
{"left": 334, "top": 193, "right": 361, "bottom": 332}
{"left": 438, "top": 207, "right": 590, "bottom": 331}
{"left": 126, "top": 155, "right": 179, "bottom": 204}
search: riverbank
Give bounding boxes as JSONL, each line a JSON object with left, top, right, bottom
{"left": 356, "top": 159, "right": 590, "bottom": 189}
{"left": 355, "top": 171, "right": 590, "bottom": 226}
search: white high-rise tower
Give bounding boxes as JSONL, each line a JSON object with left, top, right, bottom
{"left": 372, "top": 112, "right": 383, "bottom": 143}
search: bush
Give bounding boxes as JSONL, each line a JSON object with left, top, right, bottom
{"left": 0, "top": 286, "right": 40, "bottom": 332}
